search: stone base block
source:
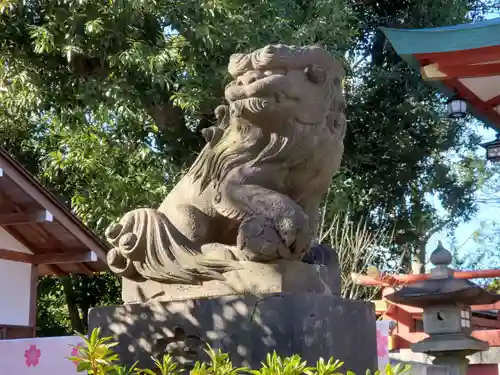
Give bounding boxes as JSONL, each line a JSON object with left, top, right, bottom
{"left": 122, "top": 260, "right": 340, "bottom": 303}
{"left": 89, "top": 293, "right": 376, "bottom": 374}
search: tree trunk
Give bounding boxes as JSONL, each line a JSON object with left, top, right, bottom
{"left": 411, "top": 240, "right": 427, "bottom": 274}
{"left": 80, "top": 301, "right": 90, "bottom": 333}
{"left": 61, "top": 276, "right": 85, "bottom": 334}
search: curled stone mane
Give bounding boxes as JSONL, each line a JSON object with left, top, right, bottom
{"left": 188, "top": 122, "right": 304, "bottom": 192}
{"left": 228, "top": 44, "right": 343, "bottom": 79}
{"left": 187, "top": 124, "right": 262, "bottom": 191}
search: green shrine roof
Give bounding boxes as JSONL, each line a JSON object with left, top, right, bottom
{"left": 381, "top": 18, "right": 500, "bottom": 55}
{"left": 381, "top": 18, "right": 500, "bottom": 130}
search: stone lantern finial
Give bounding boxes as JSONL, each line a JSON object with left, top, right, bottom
{"left": 430, "top": 241, "right": 452, "bottom": 266}
{"left": 430, "top": 241, "right": 453, "bottom": 279}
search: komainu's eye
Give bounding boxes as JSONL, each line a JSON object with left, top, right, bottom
{"left": 304, "top": 65, "right": 326, "bottom": 84}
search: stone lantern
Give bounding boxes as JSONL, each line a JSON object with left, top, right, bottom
{"left": 385, "top": 242, "right": 500, "bottom": 375}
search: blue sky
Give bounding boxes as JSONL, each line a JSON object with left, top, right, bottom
{"left": 427, "top": 124, "right": 498, "bottom": 268}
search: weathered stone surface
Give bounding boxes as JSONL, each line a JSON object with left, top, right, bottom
{"left": 104, "top": 44, "right": 347, "bottom": 285}
{"left": 89, "top": 293, "right": 376, "bottom": 374}
{"left": 122, "top": 260, "right": 340, "bottom": 303}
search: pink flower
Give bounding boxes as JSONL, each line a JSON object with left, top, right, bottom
{"left": 24, "top": 344, "right": 41, "bottom": 367}
{"left": 71, "top": 344, "right": 84, "bottom": 366}
{"left": 376, "top": 328, "right": 389, "bottom": 358}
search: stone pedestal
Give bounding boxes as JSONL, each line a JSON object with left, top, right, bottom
{"left": 89, "top": 293, "right": 377, "bottom": 374}
{"left": 90, "top": 258, "right": 375, "bottom": 373}
{"left": 122, "top": 260, "right": 340, "bottom": 303}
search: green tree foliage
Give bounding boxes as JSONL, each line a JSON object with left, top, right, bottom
{"left": 0, "top": 0, "right": 356, "bottom": 230}
{"left": 0, "top": 0, "right": 498, "bottom": 334}
{"left": 37, "top": 273, "right": 121, "bottom": 336}
{"left": 487, "top": 278, "right": 500, "bottom": 293}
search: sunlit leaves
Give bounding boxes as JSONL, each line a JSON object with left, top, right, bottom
{"left": 29, "top": 26, "right": 56, "bottom": 54}
{"left": 70, "top": 329, "right": 412, "bottom": 375}
{"left": 69, "top": 328, "right": 120, "bottom": 374}
{"left": 63, "top": 45, "right": 84, "bottom": 63}
{"left": 0, "top": 0, "right": 16, "bottom": 15}
{"left": 85, "top": 19, "right": 104, "bottom": 35}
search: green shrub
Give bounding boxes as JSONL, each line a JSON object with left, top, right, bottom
{"left": 68, "top": 328, "right": 412, "bottom": 375}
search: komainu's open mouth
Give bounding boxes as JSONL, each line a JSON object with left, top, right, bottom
{"left": 228, "top": 90, "right": 298, "bottom": 118}
{"left": 230, "top": 97, "right": 274, "bottom": 117}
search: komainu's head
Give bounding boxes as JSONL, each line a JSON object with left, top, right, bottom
{"left": 225, "top": 44, "right": 345, "bottom": 128}
{"left": 189, "top": 44, "right": 347, "bottom": 192}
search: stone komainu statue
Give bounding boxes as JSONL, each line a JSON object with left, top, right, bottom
{"left": 105, "top": 44, "right": 346, "bottom": 284}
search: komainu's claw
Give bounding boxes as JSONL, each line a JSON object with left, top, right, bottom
{"left": 236, "top": 215, "right": 291, "bottom": 261}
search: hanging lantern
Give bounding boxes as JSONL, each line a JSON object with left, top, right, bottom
{"left": 481, "top": 134, "right": 500, "bottom": 162}
{"left": 446, "top": 97, "right": 467, "bottom": 119}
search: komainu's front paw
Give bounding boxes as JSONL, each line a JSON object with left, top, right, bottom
{"left": 236, "top": 215, "right": 292, "bottom": 261}
{"left": 273, "top": 209, "right": 313, "bottom": 260}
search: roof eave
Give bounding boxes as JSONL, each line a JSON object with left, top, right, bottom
{"left": 382, "top": 35, "right": 500, "bottom": 131}
{"left": 0, "top": 149, "right": 109, "bottom": 268}
{"left": 381, "top": 18, "right": 500, "bottom": 55}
